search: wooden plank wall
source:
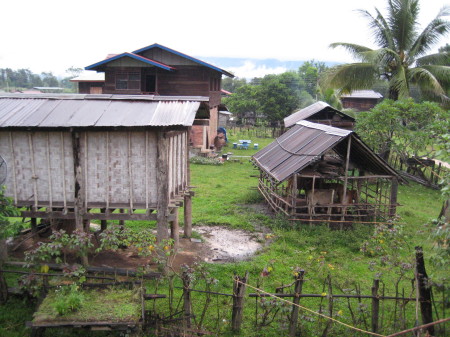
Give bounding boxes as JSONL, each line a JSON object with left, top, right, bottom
{"left": 0, "top": 130, "right": 189, "bottom": 209}
{"left": 167, "top": 131, "right": 188, "bottom": 200}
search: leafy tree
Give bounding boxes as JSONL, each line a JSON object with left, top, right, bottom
{"left": 355, "top": 98, "right": 449, "bottom": 160}
{"left": 298, "top": 60, "right": 328, "bottom": 97}
{"left": 324, "top": 0, "right": 450, "bottom": 102}
{"left": 318, "top": 87, "right": 343, "bottom": 110}
{"left": 256, "top": 72, "right": 304, "bottom": 123}
{"left": 40, "top": 72, "right": 59, "bottom": 87}
{"left": 222, "top": 77, "right": 247, "bottom": 93}
{"left": 222, "top": 85, "right": 260, "bottom": 122}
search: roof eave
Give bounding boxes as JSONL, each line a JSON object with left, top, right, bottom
{"left": 85, "top": 53, "right": 174, "bottom": 72}
{"left": 132, "top": 43, "right": 235, "bottom": 78}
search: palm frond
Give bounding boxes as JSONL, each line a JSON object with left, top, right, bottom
{"left": 388, "top": 0, "right": 420, "bottom": 52}
{"left": 409, "top": 6, "right": 450, "bottom": 58}
{"left": 357, "top": 8, "right": 394, "bottom": 48}
{"left": 416, "top": 52, "right": 450, "bottom": 66}
{"left": 321, "top": 63, "right": 378, "bottom": 93}
{"left": 389, "top": 64, "right": 410, "bottom": 99}
{"left": 329, "top": 43, "right": 373, "bottom": 61}
{"left": 415, "top": 65, "right": 450, "bottom": 85}
{"left": 408, "top": 66, "right": 449, "bottom": 101}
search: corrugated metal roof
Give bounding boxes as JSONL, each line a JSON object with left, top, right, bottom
{"left": 0, "top": 94, "right": 207, "bottom": 128}
{"left": 253, "top": 121, "right": 399, "bottom": 182}
{"left": 284, "top": 101, "right": 355, "bottom": 128}
{"left": 341, "top": 90, "right": 383, "bottom": 99}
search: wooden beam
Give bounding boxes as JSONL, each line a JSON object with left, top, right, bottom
{"left": 192, "top": 119, "right": 209, "bottom": 126}
{"left": 72, "top": 131, "right": 85, "bottom": 231}
{"left": 170, "top": 208, "right": 179, "bottom": 248}
{"left": 156, "top": 131, "right": 170, "bottom": 242}
{"left": 184, "top": 129, "right": 192, "bottom": 238}
{"left": 20, "top": 211, "right": 174, "bottom": 222}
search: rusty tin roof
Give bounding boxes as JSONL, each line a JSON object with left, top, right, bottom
{"left": 0, "top": 94, "right": 208, "bottom": 128}
{"left": 252, "top": 120, "right": 399, "bottom": 182}
{"left": 284, "top": 101, "right": 355, "bottom": 128}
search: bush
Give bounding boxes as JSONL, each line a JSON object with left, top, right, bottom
{"left": 190, "top": 156, "right": 223, "bottom": 166}
{"left": 52, "top": 284, "right": 84, "bottom": 316}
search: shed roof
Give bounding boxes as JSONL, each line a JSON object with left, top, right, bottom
{"left": 0, "top": 94, "right": 208, "bottom": 128}
{"left": 85, "top": 52, "right": 175, "bottom": 72}
{"left": 132, "top": 43, "right": 235, "bottom": 78}
{"left": 283, "top": 101, "right": 355, "bottom": 128}
{"left": 341, "top": 90, "right": 383, "bottom": 99}
{"left": 252, "top": 121, "right": 399, "bottom": 182}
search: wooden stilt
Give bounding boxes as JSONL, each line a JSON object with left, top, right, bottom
{"left": 156, "top": 131, "right": 169, "bottom": 242}
{"left": 170, "top": 208, "right": 179, "bottom": 248}
{"left": 183, "top": 194, "right": 192, "bottom": 238}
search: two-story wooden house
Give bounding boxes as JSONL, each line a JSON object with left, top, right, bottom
{"left": 84, "top": 43, "right": 234, "bottom": 149}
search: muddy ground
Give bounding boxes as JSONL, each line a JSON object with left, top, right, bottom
{"left": 10, "top": 223, "right": 270, "bottom": 271}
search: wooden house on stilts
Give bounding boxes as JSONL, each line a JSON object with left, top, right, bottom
{"left": 0, "top": 94, "right": 208, "bottom": 243}
{"left": 252, "top": 121, "right": 402, "bottom": 227}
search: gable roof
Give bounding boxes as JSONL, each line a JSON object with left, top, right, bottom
{"left": 85, "top": 52, "right": 175, "bottom": 72}
{"left": 252, "top": 120, "right": 399, "bottom": 182}
{"left": 0, "top": 94, "right": 208, "bottom": 128}
{"left": 133, "top": 43, "right": 234, "bottom": 78}
{"left": 341, "top": 90, "right": 383, "bottom": 99}
{"left": 284, "top": 101, "right": 355, "bottom": 128}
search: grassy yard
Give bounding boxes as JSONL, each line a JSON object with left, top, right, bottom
{"left": 0, "top": 129, "right": 447, "bottom": 336}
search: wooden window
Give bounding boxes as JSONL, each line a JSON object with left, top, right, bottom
{"left": 115, "top": 72, "right": 141, "bottom": 90}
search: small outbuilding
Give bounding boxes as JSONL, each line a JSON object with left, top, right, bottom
{"left": 340, "top": 90, "right": 383, "bottom": 111}
{"left": 0, "top": 93, "right": 207, "bottom": 242}
{"left": 252, "top": 121, "right": 402, "bottom": 226}
{"left": 284, "top": 101, "right": 355, "bottom": 130}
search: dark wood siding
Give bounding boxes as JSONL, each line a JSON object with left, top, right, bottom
{"left": 78, "top": 82, "right": 104, "bottom": 94}
{"left": 104, "top": 67, "right": 144, "bottom": 95}
{"left": 341, "top": 98, "right": 380, "bottom": 111}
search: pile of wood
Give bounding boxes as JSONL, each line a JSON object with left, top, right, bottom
{"left": 313, "top": 155, "right": 345, "bottom": 176}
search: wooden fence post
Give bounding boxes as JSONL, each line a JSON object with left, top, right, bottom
{"left": 289, "top": 269, "right": 305, "bottom": 336}
{"left": 182, "top": 271, "right": 192, "bottom": 329}
{"left": 372, "top": 279, "right": 380, "bottom": 333}
{"left": 415, "top": 246, "right": 434, "bottom": 336}
{"left": 232, "top": 272, "right": 248, "bottom": 332}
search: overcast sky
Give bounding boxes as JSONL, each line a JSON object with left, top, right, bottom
{"left": 1, "top": 0, "right": 448, "bottom": 79}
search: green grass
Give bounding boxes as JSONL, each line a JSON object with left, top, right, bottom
{"left": 33, "top": 287, "right": 141, "bottom": 323}
{"left": 1, "top": 128, "right": 447, "bottom": 336}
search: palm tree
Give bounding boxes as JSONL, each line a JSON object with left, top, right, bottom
{"left": 324, "top": 0, "right": 450, "bottom": 101}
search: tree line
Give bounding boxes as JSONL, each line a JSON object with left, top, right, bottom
{"left": 223, "top": 0, "right": 449, "bottom": 125}
{"left": 222, "top": 61, "right": 343, "bottom": 125}
{"left": 0, "top": 67, "right": 82, "bottom": 92}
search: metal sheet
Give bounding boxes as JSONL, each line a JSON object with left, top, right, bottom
{"left": 341, "top": 90, "right": 383, "bottom": 99}
{"left": 253, "top": 121, "right": 398, "bottom": 182}
{"left": 284, "top": 101, "right": 355, "bottom": 128}
{"left": 0, "top": 94, "right": 205, "bottom": 128}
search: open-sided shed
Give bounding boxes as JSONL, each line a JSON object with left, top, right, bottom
{"left": 252, "top": 121, "right": 402, "bottom": 226}
{"left": 0, "top": 94, "right": 207, "bottom": 241}
{"left": 284, "top": 101, "right": 355, "bottom": 130}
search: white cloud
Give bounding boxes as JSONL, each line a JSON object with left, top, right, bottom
{"left": 228, "top": 61, "right": 287, "bottom": 79}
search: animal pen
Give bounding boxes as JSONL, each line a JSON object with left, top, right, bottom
{"left": 252, "top": 121, "right": 402, "bottom": 226}
{"left": 0, "top": 94, "right": 209, "bottom": 242}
